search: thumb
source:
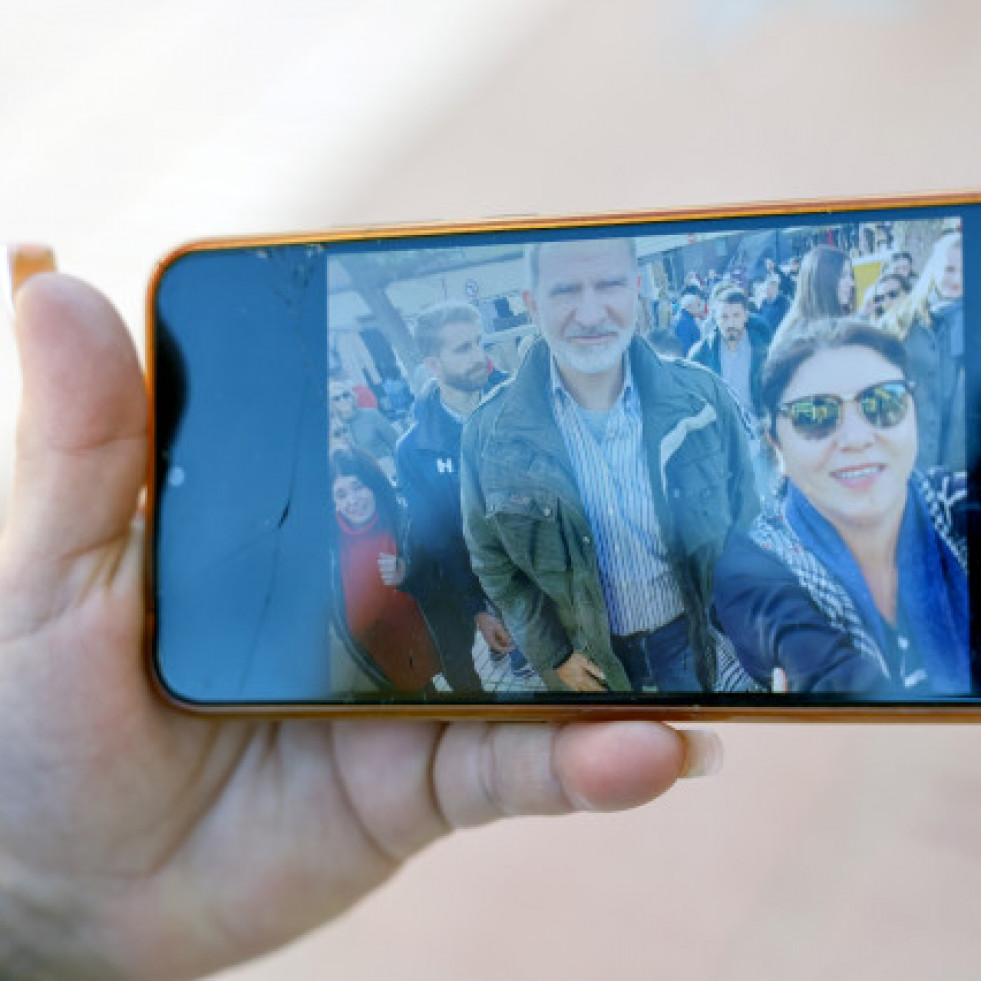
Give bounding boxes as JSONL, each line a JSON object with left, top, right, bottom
{"left": 4, "top": 273, "right": 146, "bottom": 567}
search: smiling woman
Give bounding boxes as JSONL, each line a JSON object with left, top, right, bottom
{"left": 712, "top": 318, "right": 971, "bottom": 697}
{"left": 328, "top": 447, "right": 442, "bottom": 695}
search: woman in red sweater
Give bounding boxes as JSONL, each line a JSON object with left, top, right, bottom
{"left": 329, "top": 448, "right": 441, "bottom": 695}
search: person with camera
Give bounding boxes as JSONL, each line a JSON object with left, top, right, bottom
{"left": 713, "top": 318, "right": 970, "bottom": 695}
{"left": 0, "top": 266, "right": 722, "bottom": 977}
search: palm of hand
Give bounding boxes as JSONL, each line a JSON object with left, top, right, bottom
{"left": 0, "top": 501, "right": 459, "bottom": 975}
{"left": 0, "top": 274, "right": 701, "bottom": 978}
{"left": 0, "top": 517, "right": 456, "bottom": 975}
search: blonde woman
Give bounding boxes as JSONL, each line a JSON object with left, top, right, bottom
{"left": 880, "top": 231, "right": 963, "bottom": 469}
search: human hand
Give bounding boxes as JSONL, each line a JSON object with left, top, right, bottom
{"left": 556, "top": 651, "right": 608, "bottom": 692}
{"left": 475, "top": 610, "right": 514, "bottom": 653}
{"left": 377, "top": 551, "right": 405, "bottom": 586}
{"left": 0, "top": 272, "right": 721, "bottom": 979}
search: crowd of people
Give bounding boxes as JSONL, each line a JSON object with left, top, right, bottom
{"left": 328, "top": 300, "right": 533, "bottom": 696}
{"left": 328, "top": 221, "right": 972, "bottom": 700}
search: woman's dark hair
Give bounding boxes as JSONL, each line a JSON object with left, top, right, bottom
{"left": 760, "top": 318, "right": 909, "bottom": 438}
{"left": 792, "top": 245, "right": 855, "bottom": 320}
{"left": 328, "top": 447, "right": 398, "bottom": 532}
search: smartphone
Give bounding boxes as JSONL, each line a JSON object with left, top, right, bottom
{"left": 148, "top": 192, "right": 980, "bottom": 720}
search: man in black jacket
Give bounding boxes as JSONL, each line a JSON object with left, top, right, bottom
{"left": 688, "top": 288, "right": 769, "bottom": 416}
{"left": 397, "top": 301, "right": 530, "bottom": 692}
{"left": 688, "top": 287, "right": 774, "bottom": 497}
{"left": 758, "top": 275, "right": 790, "bottom": 339}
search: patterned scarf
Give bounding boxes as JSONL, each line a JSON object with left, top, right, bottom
{"left": 785, "top": 480, "right": 970, "bottom": 694}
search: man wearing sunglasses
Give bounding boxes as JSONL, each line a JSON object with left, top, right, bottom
{"left": 714, "top": 318, "right": 971, "bottom": 696}
{"left": 887, "top": 250, "right": 917, "bottom": 283}
{"left": 869, "top": 272, "right": 910, "bottom": 321}
{"left": 329, "top": 379, "right": 398, "bottom": 480}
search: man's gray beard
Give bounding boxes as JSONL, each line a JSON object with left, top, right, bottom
{"left": 557, "top": 329, "right": 632, "bottom": 375}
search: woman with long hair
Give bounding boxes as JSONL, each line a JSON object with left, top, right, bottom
{"left": 329, "top": 447, "right": 441, "bottom": 695}
{"left": 775, "top": 245, "right": 855, "bottom": 339}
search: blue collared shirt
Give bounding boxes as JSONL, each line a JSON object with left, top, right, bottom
{"left": 549, "top": 357, "right": 685, "bottom": 635}
{"left": 718, "top": 332, "right": 754, "bottom": 417}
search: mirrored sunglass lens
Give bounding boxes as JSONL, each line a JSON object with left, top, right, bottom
{"left": 860, "top": 383, "right": 909, "bottom": 427}
{"left": 789, "top": 397, "right": 840, "bottom": 437}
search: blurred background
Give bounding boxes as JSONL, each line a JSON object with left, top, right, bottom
{"left": 2, "top": 0, "right": 981, "bottom": 978}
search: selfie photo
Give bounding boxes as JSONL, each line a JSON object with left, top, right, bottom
{"left": 149, "top": 201, "right": 976, "bottom": 710}
{"left": 317, "top": 211, "right": 972, "bottom": 702}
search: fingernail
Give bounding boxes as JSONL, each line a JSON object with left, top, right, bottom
{"left": 680, "top": 729, "right": 723, "bottom": 778}
{"left": 7, "top": 245, "right": 57, "bottom": 303}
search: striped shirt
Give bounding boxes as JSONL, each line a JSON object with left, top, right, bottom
{"left": 550, "top": 357, "right": 685, "bottom": 635}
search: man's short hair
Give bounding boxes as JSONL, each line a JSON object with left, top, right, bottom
{"left": 710, "top": 280, "right": 734, "bottom": 303}
{"left": 892, "top": 250, "right": 913, "bottom": 264}
{"left": 719, "top": 287, "right": 749, "bottom": 310}
{"left": 413, "top": 300, "right": 482, "bottom": 358}
{"left": 524, "top": 237, "right": 638, "bottom": 291}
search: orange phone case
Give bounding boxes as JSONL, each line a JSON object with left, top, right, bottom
{"left": 147, "top": 190, "right": 981, "bottom": 722}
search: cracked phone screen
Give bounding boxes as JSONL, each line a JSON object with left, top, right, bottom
{"left": 151, "top": 207, "right": 978, "bottom": 708}
{"left": 154, "top": 245, "right": 338, "bottom": 702}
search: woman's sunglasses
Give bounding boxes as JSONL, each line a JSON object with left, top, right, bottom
{"left": 777, "top": 380, "right": 915, "bottom": 440}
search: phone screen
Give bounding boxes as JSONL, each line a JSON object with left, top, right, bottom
{"left": 151, "top": 200, "right": 979, "bottom": 711}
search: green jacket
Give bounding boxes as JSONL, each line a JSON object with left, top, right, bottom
{"left": 461, "top": 337, "right": 759, "bottom": 692}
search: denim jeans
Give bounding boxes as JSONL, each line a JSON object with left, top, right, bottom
{"left": 611, "top": 616, "right": 699, "bottom": 692}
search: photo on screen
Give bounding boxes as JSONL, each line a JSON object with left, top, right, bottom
{"left": 151, "top": 203, "right": 975, "bottom": 708}
{"left": 321, "top": 212, "right": 971, "bottom": 703}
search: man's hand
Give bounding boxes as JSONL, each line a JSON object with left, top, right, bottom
{"left": 475, "top": 610, "right": 514, "bottom": 654}
{"left": 556, "top": 651, "right": 608, "bottom": 692}
{"left": 0, "top": 272, "right": 721, "bottom": 979}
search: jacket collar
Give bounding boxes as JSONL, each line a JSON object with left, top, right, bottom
{"left": 488, "top": 339, "right": 573, "bottom": 479}
{"left": 490, "top": 335, "right": 713, "bottom": 458}
{"left": 411, "top": 384, "right": 463, "bottom": 453}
